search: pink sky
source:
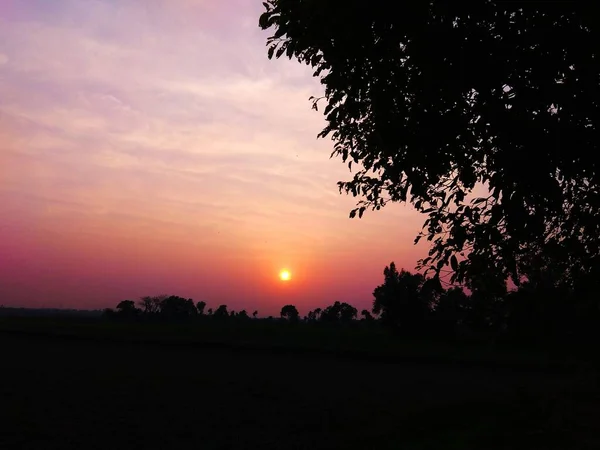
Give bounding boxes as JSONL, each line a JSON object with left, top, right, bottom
{"left": 0, "top": 0, "right": 426, "bottom": 315}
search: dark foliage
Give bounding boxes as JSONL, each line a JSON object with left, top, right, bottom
{"left": 372, "top": 263, "right": 431, "bottom": 333}
{"left": 102, "top": 255, "right": 599, "bottom": 344}
{"left": 259, "top": 1, "right": 600, "bottom": 296}
{"left": 196, "top": 301, "right": 207, "bottom": 315}
{"left": 280, "top": 304, "right": 300, "bottom": 322}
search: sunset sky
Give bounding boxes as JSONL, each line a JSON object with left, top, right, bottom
{"left": 0, "top": 0, "right": 426, "bottom": 315}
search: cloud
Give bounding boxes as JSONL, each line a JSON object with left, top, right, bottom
{"left": 0, "top": 0, "right": 425, "bottom": 312}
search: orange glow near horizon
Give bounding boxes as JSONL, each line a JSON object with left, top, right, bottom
{"left": 0, "top": 0, "right": 428, "bottom": 316}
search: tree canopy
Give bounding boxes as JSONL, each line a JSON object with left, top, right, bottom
{"left": 280, "top": 304, "right": 300, "bottom": 322}
{"left": 260, "top": 1, "right": 600, "bottom": 289}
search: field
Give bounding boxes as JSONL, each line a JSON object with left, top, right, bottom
{"left": 1, "top": 318, "right": 598, "bottom": 449}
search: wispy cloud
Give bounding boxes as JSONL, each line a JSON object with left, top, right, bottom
{"left": 0, "top": 0, "right": 424, "bottom": 313}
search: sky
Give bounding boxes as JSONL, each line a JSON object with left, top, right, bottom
{"left": 0, "top": 0, "right": 426, "bottom": 315}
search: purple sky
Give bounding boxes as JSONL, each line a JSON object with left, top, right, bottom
{"left": 0, "top": 0, "right": 426, "bottom": 315}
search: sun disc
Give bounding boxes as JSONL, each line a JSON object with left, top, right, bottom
{"left": 279, "top": 270, "right": 291, "bottom": 281}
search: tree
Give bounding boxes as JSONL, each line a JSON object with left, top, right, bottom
{"left": 280, "top": 304, "right": 300, "bottom": 323}
{"left": 213, "top": 305, "right": 228, "bottom": 319}
{"left": 138, "top": 295, "right": 165, "bottom": 314}
{"left": 339, "top": 302, "right": 358, "bottom": 323}
{"left": 139, "top": 296, "right": 156, "bottom": 314}
{"left": 252, "top": 310, "right": 258, "bottom": 319}
{"left": 432, "top": 287, "right": 470, "bottom": 336}
{"left": 318, "top": 302, "right": 357, "bottom": 323}
{"left": 196, "top": 301, "right": 207, "bottom": 316}
{"left": 320, "top": 301, "right": 342, "bottom": 323}
{"left": 159, "top": 296, "right": 197, "bottom": 320}
{"left": 372, "top": 263, "right": 431, "bottom": 332}
{"left": 463, "top": 263, "right": 509, "bottom": 333}
{"left": 306, "top": 308, "right": 322, "bottom": 322}
{"left": 115, "top": 300, "right": 141, "bottom": 318}
{"left": 361, "top": 310, "right": 374, "bottom": 322}
{"left": 260, "top": 2, "right": 600, "bottom": 290}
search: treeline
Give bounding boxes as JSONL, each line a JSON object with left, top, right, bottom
{"left": 104, "top": 261, "right": 600, "bottom": 345}
{"left": 104, "top": 296, "right": 259, "bottom": 321}
{"left": 103, "top": 296, "right": 365, "bottom": 325}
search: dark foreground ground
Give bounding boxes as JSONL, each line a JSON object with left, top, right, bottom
{"left": 1, "top": 319, "right": 599, "bottom": 449}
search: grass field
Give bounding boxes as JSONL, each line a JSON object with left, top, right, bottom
{"left": 0, "top": 316, "right": 593, "bottom": 370}
{"left": 1, "top": 318, "right": 598, "bottom": 449}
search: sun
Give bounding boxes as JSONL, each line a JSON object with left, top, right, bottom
{"left": 279, "top": 269, "right": 291, "bottom": 281}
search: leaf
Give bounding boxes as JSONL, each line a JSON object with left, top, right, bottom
{"left": 450, "top": 255, "right": 458, "bottom": 271}
{"left": 286, "top": 41, "right": 295, "bottom": 59}
{"left": 273, "top": 26, "right": 286, "bottom": 39}
{"left": 275, "top": 44, "right": 287, "bottom": 58}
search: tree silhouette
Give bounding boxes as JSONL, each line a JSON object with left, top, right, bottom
{"left": 213, "top": 305, "right": 228, "bottom": 319}
{"left": 252, "top": 310, "right": 258, "bottom": 319}
{"left": 319, "top": 301, "right": 356, "bottom": 323}
{"left": 196, "top": 301, "right": 207, "bottom": 316}
{"left": 339, "top": 302, "right": 358, "bottom": 323}
{"left": 260, "top": 2, "right": 600, "bottom": 291}
{"left": 280, "top": 305, "right": 299, "bottom": 323}
{"left": 432, "top": 287, "right": 469, "bottom": 336}
{"left": 115, "top": 300, "right": 141, "bottom": 318}
{"left": 314, "top": 308, "right": 322, "bottom": 320}
{"left": 158, "top": 296, "right": 197, "bottom": 320}
{"left": 361, "top": 310, "right": 374, "bottom": 322}
{"left": 372, "top": 263, "right": 430, "bottom": 333}
{"left": 306, "top": 308, "right": 322, "bottom": 322}
{"left": 138, "top": 296, "right": 161, "bottom": 314}
{"left": 320, "top": 302, "right": 342, "bottom": 323}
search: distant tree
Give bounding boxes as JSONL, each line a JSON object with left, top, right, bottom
{"left": 306, "top": 309, "right": 319, "bottom": 322}
{"left": 321, "top": 301, "right": 342, "bottom": 323}
{"left": 213, "top": 305, "right": 229, "bottom": 319}
{"left": 280, "top": 305, "right": 300, "bottom": 323}
{"left": 115, "top": 300, "right": 141, "bottom": 318}
{"left": 372, "top": 263, "right": 431, "bottom": 332}
{"left": 252, "top": 310, "right": 258, "bottom": 319}
{"left": 237, "top": 310, "right": 249, "bottom": 320}
{"left": 160, "top": 296, "right": 197, "bottom": 320}
{"left": 138, "top": 295, "right": 164, "bottom": 314}
{"left": 230, "top": 310, "right": 236, "bottom": 318}
{"left": 314, "top": 308, "right": 322, "bottom": 321}
{"left": 139, "top": 296, "right": 154, "bottom": 314}
{"left": 207, "top": 308, "right": 213, "bottom": 316}
{"left": 463, "top": 265, "right": 509, "bottom": 333}
{"left": 361, "top": 310, "right": 374, "bottom": 322}
{"left": 339, "top": 302, "right": 358, "bottom": 323}
{"left": 196, "top": 301, "right": 207, "bottom": 316}
{"left": 260, "top": 1, "right": 600, "bottom": 294}
{"left": 319, "top": 302, "right": 358, "bottom": 323}
{"left": 432, "top": 287, "right": 470, "bottom": 336}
